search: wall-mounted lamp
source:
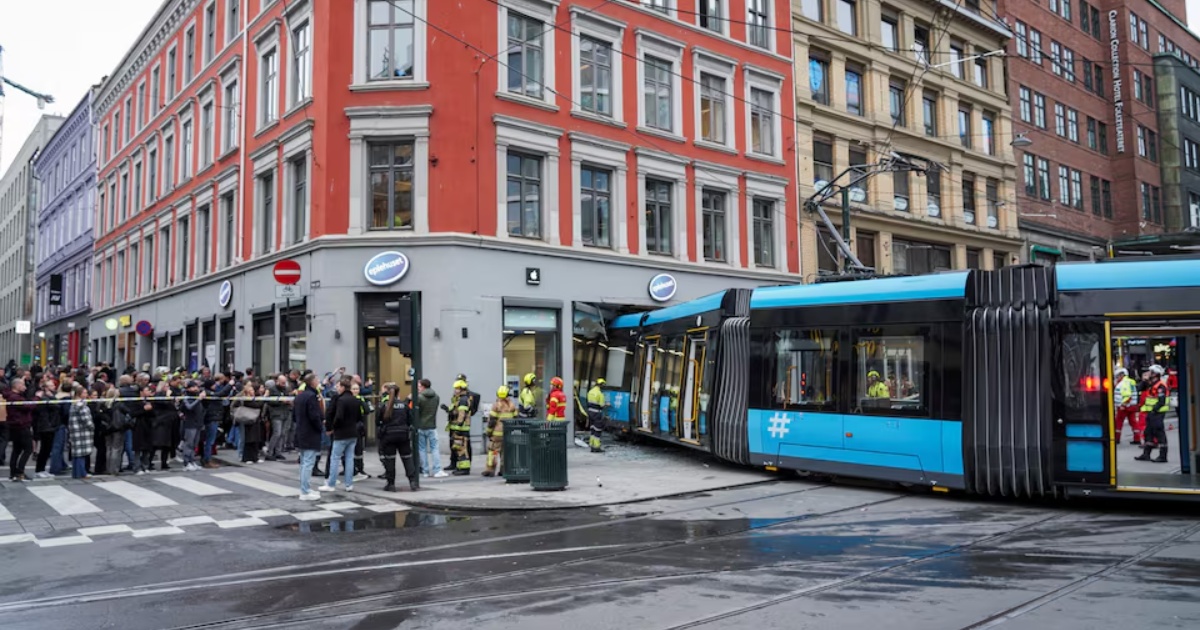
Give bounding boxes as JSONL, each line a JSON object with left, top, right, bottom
{"left": 1010, "top": 133, "right": 1033, "bottom": 148}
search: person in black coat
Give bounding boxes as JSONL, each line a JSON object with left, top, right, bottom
{"left": 151, "top": 381, "right": 178, "bottom": 470}
{"left": 128, "top": 384, "right": 157, "bottom": 473}
{"left": 201, "top": 375, "right": 232, "bottom": 468}
{"left": 322, "top": 377, "right": 362, "bottom": 490}
{"left": 232, "top": 383, "right": 266, "bottom": 464}
{"left": 294, "top": 372, "right": 326, "bottom": 499}
{"left": 32, "top": 379, "right": 63, "bottom": 477}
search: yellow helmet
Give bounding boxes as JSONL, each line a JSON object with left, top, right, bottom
{"left": 497, "top": 386, "right": 510, "bottom": 399}
{"left": 453, "top": 379, "right": 467, "bottom": 390}
{"left": 523, "top": 373, "right": 537, "bottom": 386}
{"left": 596, "top": 378, "right": 606, "bottom": 386}
{"left": 868, "top": 370, "right": 880, "bottom": 379}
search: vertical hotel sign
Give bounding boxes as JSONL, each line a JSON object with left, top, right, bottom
{"left": 1108, "top": 10, "right": 1126, "bottom": 153}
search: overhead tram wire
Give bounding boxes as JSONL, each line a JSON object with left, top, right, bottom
{"left": 383, "top": 0, "right": 803, "bottom": 243}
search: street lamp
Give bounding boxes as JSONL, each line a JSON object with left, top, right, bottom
{"left": 1011, "top": 133, "right": 1033, "bottom": 148}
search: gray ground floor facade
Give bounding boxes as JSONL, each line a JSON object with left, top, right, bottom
{"left": 89, "top": 234, "right": 796, "bottom": 428}
{"left": 34, "top": 313, "right": 91, "bottom": 367}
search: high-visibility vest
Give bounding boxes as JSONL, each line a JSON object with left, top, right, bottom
{"left": 868, "top": 382, "right": 890, "bottom": 398}
{"left": 1141, "top": 379, "right": 1170, "bottom": 414}
{"left": 1115, "top": 377, "right": 1136, "bottom": 407}
{"left": 448, "top": 393, "right": 472, "bottom": 431}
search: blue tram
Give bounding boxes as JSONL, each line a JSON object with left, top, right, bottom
{"left": 604, "top": 259, "right": 1200, "bottom": 500}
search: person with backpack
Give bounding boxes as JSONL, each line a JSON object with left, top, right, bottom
{"left": 377, "top": 382, "right": 419, "bottom": 492}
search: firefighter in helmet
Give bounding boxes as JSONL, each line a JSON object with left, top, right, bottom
{"left": 483, "top": 386, "right": 516, "bottom": 477}
{"left": 518, "top": 373, "right": 538, "bottom": 419}
{"left": 546, "top": 377, "right": 567, "bottom": 422}
{"left": 586, "top": 378, "right": 606, "bottom": 453}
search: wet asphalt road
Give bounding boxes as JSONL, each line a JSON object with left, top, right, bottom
{"left": 1, "top": 480, "right": 1198, "bottom": 630}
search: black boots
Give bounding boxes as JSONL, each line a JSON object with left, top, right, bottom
{"left": 1135, "top": 446, "right": 1153, "bottom": 461}
{"left": 401, "top": 454, "right": 419, "bottom": 491}
{"left": 1153, "top": 448, "right": 1169, "bottom": 463}
{"left": 382, "top": 457, "right": 397, "bottom": 492}
{"left": 1135, "top": 445, "right": 1170, "bottom": 462}
{"left": 310, "top": 455, "right": 324, "bottom": 477}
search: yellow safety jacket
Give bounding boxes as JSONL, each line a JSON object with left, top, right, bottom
{"left": 1114, "top": 377, "right": 1136, "bottom": 408}
{"left": 1141, "top": 380, "right": 1170, "bottom": 414}
{"left": 448, "top": 393, "right": 472, "bottom": 432}
{"left": 487, "top": 408, "right": 516, "bottom": 438}
{"left": 868, "top": 382, "right": 890, "bottom": 398}
{"left": 586, "top": 385, "right": 604, "bottom": 421}
{"left": 518, "top": 387, "right": 537, "bottom": 418}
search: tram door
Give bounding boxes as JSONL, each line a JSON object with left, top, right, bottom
{"left": 1051, "top": 322, "right": 1114, "bottom": 486}
{"left": 635, "top": 339, "right": 658, "bottom": 433}
{"left": 678, "top": 332, "right": 707, "bottom": 445}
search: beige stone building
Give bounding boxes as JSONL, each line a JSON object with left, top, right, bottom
{"left": 793, "top": 0, "right": 1023, "bottom": 276}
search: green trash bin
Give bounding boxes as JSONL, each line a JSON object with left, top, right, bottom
{"left": 502, "top": 419, "right": 532, "bottom": 483}
{"left": 530, "top": 421, "right": 569, "bottom": 491}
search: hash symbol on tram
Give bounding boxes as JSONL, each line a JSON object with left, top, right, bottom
{"left": 768, "top": 412, "right": 793, "bottom": 439}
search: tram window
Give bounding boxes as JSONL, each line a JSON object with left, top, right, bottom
{"left": 1062, "top": 332, "right": 1103, "bottom": 411}
{"left": 772, "top": 329, "right": 838, "bottom": 409}
{"left": 654, "top": 335, "right": 686, "bottom": 411}
{"left": 854, "top": 331, "right": 926, "bottom": 414}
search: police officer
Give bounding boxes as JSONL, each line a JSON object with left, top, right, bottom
{"left": 1135, "top": 365, "right": 1171, "bottom": 463}
{"left": 482, "top": 386, "right": 516, "bottom": 477}
{"left": 442, "top": 380, "right": 473, "bottom": 475}
{"left": 377, "top": 383, "right": 419, "bottom": 492}
{"left": 518, "top": 373, "right": 538, "bottom": 419}
{"left": 1113, "top": 367, "right": 1142, "bottom": 445}
{"left": 586, "top": 378, "right": 606, "bottom": 453}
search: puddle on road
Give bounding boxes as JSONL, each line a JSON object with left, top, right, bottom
{"left": 280, "top": 511, "right": 473, "bottom": 533}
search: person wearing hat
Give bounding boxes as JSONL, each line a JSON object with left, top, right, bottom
{"left": 518, "top": 373, "right": 538, "bottom": 419}
{"left": 867, "top": 371, "right": 890, "bottom": 399}
{"left": 1135, "top": 365, "right": 1171, "bottom": 463}
{"left": 585, "top": 378, "right": 607, "bottom": 453}
{"left": 482, "top": 386, "right": 516, "bottom": 477}
{"left": 1112, "top": 367, "right": 1142, "bottom": 445}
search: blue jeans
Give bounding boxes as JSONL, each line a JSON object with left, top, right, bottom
{"left": 203, "top": 422, "right": 219, "bottom": 463}
{"left": 72, "top": 457, "right": 88, "bottom": 478}
{"left": 327, "top": 439, "right": 356, "bottom": 487}
{"left": 299, "top": 449, "right": 319, "bottom": 494}
{"left": 49, "top": 426, "right": 68, "bottom": 475}
{"left": 124, "top": 430, "right": 137, "bottom": 469}
{"left": 418, "top": 429, "right": 440, "bottom": 476}
{"left": 229, "top": 424, "right": 243, "bottom": 459}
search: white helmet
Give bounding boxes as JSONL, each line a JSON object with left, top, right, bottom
{"left": 1115, "top": 367, "right": 1128, "bottom": 378}
{"left": 1149, "top": 364, "right": 1166, "bottom": 376}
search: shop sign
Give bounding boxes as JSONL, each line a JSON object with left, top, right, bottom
{"left": 15, "top": 320, "right": 31, "bottom": 334}
{"left": 1108, "top": 10, "right": 1126, "bottom": 153}
{"left": 648, "top": 273, "right": 678, "bottom": 302}
{"left": 219, "top": 280, "right": 233, "bottom": 308}
{"left": 104, "top": 318, "right": 119, "bottom": 331}
{"left": 119, "top": 315, "right": 132, "bottom": 327}
{"left": 364, "top": 251, "right": 410, "bottom": 286}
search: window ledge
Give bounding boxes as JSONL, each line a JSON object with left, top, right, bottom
{"left": 254, "top": 120, "right": 281, "bottom": 138}
{"left": 495, "top": 91, "right": 560, "bottom": 113}
{"left": 745, "top": 152, "right": 785, "bottom": 166}
{"left": 284, "top": 98, "right": 314, "bottom": 120}
{"left": 218, "top": 146, "right": 239, "bottom": 162}
{"left": 636, "top": 126, "right": 686, "bottom": 143}
{"left": 695, "top": 139, "right": 738, "bottom": 155}
{"left": 196, "top": 163, "right": 215, "bottom": 178}
{"left": 350, "top": 81, "right": 430, "bottom": 92}
{"left": 571, "top": 109, "right": 626, "bottom": 129}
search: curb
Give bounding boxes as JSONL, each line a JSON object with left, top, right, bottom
{"left": 212, "top": 455, "right": 412, "bottom": 504}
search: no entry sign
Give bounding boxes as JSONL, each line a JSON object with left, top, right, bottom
{"left": 273, "top": 260, "right": 301, "bottom": 285}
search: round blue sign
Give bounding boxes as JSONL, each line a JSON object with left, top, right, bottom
{"left": 648, "top": 274, "right": 677, "bottom": 302}
{"left": 218, "top": 280, "right": 233, "bottom": 308}
{"left": 364, "top": 251, "right": 411, "bottom": 286}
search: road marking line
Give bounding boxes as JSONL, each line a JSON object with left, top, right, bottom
{"left": 292, "top": 510, "right": 341, "bottom": 521}
{"left": 364, "top": 503, "right": 410, "bottom": 513}
{"left": 246, "top": 509, "right": 291, "bottom": 518}
{"left": 94, "top": 480, "right": 178, "bottom": 508}
{"left": 154, "top": 477, "right": 231, "bottom": 496}
{"left": 0, "top": 500, "right": 13, "bottom": 521}
{"left": 78, "top": 525, "right": 134, "bottom": 536}
{"left": 27, "top": 486, "right": 102, "bottom": 515}
{"left": 317, "top": 502, "right": 361, "bottom": 511}
{"left": 214, "top": 472, "right": 298, "bottom": 497}
{"left": 132, "top": 526, "right": 185, "bottom": 538}
{"left": 35, "top": 535, "right": 93, "bottom": 547}
{"left": 215, "top": 517, "right": 268, "bottom": 529}
{"left": 0, "top": 534, "right": 36, "bottom": 545}
{"left": 167, "top": 516, "right": 217, "bottom": 527}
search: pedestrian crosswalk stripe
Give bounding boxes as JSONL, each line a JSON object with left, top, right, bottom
{"left": 131, "top": 526, "right": 185, "bottom": 538}
{"left": 78, "top": 525, "right": 134, "bottom": 536}
{"left": 167, "top": 516, "right": 216, "bottom": 527}
{"left": 0, "top": 500, "right": 13, "bottom": 521}
{"left": 318, "top": 501, "right": 361, "bottom": 511}
{"left": 27, "top": 486, "right": 102, "bottom": 516}
{"left": 292, "top": 510, "right": 341, "bottom": 521}
{"left": 365, "top": 503, "right": 409, "bottom": 513}
{"left": 94, "top": 480, "right": 178, "bottom": 508}
{"left": 0, "top": 534, "right": 36, "bottom": 545}
{"left": 35, "top": 535, "right": 92, "bottom": 548}
{"left": 214, "top": 472, "right": 297, "bottom": 497}
{"left": 247, "top": 509, "right": 290, "bottom": 518}
{"left": 215, "top": 517, "right": 268, "bottom": 529}
{"left": 154, "top": 477, "right": 231, "bottom": 497}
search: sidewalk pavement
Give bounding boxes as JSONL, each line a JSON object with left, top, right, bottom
{"left": 214, "top": 439, "right": 777, "bottom": 511}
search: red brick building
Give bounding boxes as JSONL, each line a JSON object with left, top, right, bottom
{"left": 89, "top": 0, "right": 798, "bottom": 410}
{"left": 1002, "top": 0, "right": 1196, "bottom": 261}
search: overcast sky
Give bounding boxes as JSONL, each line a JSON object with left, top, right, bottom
{"left": 6, "top": 0, "right": 1200, "bottom": 173}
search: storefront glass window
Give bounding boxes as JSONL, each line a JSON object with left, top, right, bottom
{"left": 503, "top": 307, "right": 559, "bottom": 419}
{"left": 283, "top": 305, "right": 307, "bottom": 371}
{"left": 170, "top": 334, "right": 183, "bottom": 371}
{"left": 253, "top": 315, "right": 275, "bottom": 376}
{"left": 220, "top": 317, "right": 236, "bottom": 374}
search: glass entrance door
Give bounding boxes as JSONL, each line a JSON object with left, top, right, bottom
{"left": 679, "top": 333, "right": 707, "bottom": 444}
{"left": 635, "top": 339, "right": 657, "bottom": 432}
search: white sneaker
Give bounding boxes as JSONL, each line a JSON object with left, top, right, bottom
{"left": 136, "top": 470, "right": 146, "bottom": 476}
{"left": 257, "top": 459, "right": 265, "bottom": 464}
{"left": 35, "top": 471, "right": 50, "bottom": 479}
{"left": 352, "top": 473, "right": 369, "bottom": 482}
{"left": 316, "top": 485, "right": 335, "bottom": 492}
{"left": 298, "top": 492, "right": 320, "bottom": 501}
{"left": 344, "top": 486, "right": 353, "bottom": 492}
{"left": 433, "top": 470, "right": 449, "bottom": 478}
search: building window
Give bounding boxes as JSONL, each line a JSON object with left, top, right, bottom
{"left": 506, "top": 152, "right": 542, "bottom": 239}
{"left": 750, "top": 87, "right": 775, "bottom": 155}
{"left": 222, "top": 80, "right": 239, "bottom": 152}
{"left": 644, "top": 56, "right": 674, "bottom": 131}
{"left": 1024, "top": 153, "right": 1037, "bottom": 196}
{"left": 1015, "top": 21, "right": 1027, "bottom": 57}
{"left": 579, "top": 37, "right": 612, "bottom": 116}
{"left": 1137, "top": 125, "right": 1146, "bottom": 157}
{"left": 291, "top": 156, "right": 307, "bottom": 244}
{"left": 1050, "top": 41, "right": 1062, "bottom": 76}
{"left": 201, "top": 101, "right": 214, "bottom": 167}
{"left": 922, "top": 92, "right": 937, "bottom": 136}
{"left": 369, "top": 141, "right": 414, "bottom": 230}
{"left": 1029, "top": 29, "right": 1042, "bottom": 65}
{"left": 1186, "top": 139, "right": 1200, "bottom": 171}
{"left": 1062, "top": 48, "right": 1075, "bottom": 81}
{"left": 1055, "top": 103, "right": 1065, "bottom": 136}
{"left": 291, "top": 20, "right": 312, "bottom": 104}
{"left": 1153, "top": 186, "right": 1162, "bottom": 223}
{"left": 221, "top": 192, "right": 235, "bottom": 268}
{"left": 962, "top": 173, "right": 976, "bottom": 225}
{"left": 167, "top": 48, "right": 178, "bottom": 99}
{"left": 204, "top": 3, "right": 216, "bottom": 63}
{"left": 845, "top": 64, "right": 863, "bottom": 116}
{"left": 1067, "top": 109, "right": 1078, "bottom": 143}
{"left": 1098, "top": 122, "right": 1108, "bottom": 154}
{"left": 809, "top": 54, "right": 829, "bottom": 105}
{"left": 982, "top": 112, "right": 995, "bottom": 155}
{"left": 159, "top": 226, "right": 171, "bottom": 288}
{"left": 913, "top": 24, "right": 930, "bottom": 66}
{"left": 889, "top": 80, "right": 905, "bottom": 126}
{"left": 950, "top": 42, "right": 964, "bottom": 79}
{"left": 580, "top": 165, "right": 611, "bottom": 248}
{"left": 701, "top": 189, "right": 727, "bottom": 262}
{"left": 958, "top": 104, "right": 971, "bottom": 148}
{"left": 507, "top": 13, "right": 545, "bottom": 98}
{"left": 1059, "top": 166, "right": 1070, "bottom": 206}
{"left": 752, "top": 198, "right": 774, "bottom": 267}
{"left": 120, "top": 172, "right": 129, "bottom": 222}
{"left": 699, "top": 73, "right": 727, "bottom": 144}
{"left": 836, "top": 0, "right": 857, "bottom": 36}
{"left": 178, "top": 215, "right": 191, "bottom": 281}
{"left": 893, "top": 170, "right": 909, "bottom": 212}
{"left": 368, "top": 0, "right": 415, "bottom": 79}
{"left": 698, "top": 0, "right": 723, "bottom": 33}
{"left": 1141, "top": 182, "right": 1152, "bottom": 220}
{"left": 813, "top": 135, "right": 833, "bottom": 188}
{"left": 986, "top": 179, "right": 999, "bottom": 228}
{"left": 1071, "top": 169, "right": 1083, "bottom": 210}
{"left": 645, "top": 178, "right": 673, "bottom": 255}
{"left": 181, "top": 119, "right": 194, "bottom": 180}
{"left": 137, "top": 83, "right": 146, "bottom": 129}
{"left": 1102, "top": 180, "right": 1112, "bottom": 218}
{"left": 747, "top": 0, "right": 770, "bottom": 49}
{"left": 259, "top": 171, "right": 275, "bottom": 254}
{"left": 642, "top": 0, "right": 670, "bottom": 14}
{"left": 1087, "top": 117, "right": 1097, "bottom": 150}
{"left": 1190, "top": 192, "right": 1200, "bottom": 228}
{"left": 260, "top": 48, "right": 279, "bottom": 126}
{"left": 1142, "top": 73, "right": 1154, "bottom": 108}
{"left": 973, "top": 53, "right": 988, "bottom": 88}
{"left": 197, "top": 205, "right": 210, "bottom": 275}
{"left": 1037, "top": 157, "right": 1051, "bottom": 200}
{"left": 801, "top": 0, "right": 821, "bottom": 21}
{"left": 185, "top": 26, "right": 196, "bottom": 83}
{"left": 151, "top": 67, "right": 160, "bottom": 118}
{"left": 1090, "top": 175, "right": 1101, "bottom": 216}
{"left": 1019, "top": 87, "right": 1031, "bottom": 123}
{"left": 227, "top": 0, "right": 240, "bottom": 41}
{"left": 926, "top": 171, "right": 941, "bottom": 217}
{"left": 143, "top": 235, "right": 155, "bottom": 292}
{"left": 163, "top": 134, "right": 175, "bottom": 191}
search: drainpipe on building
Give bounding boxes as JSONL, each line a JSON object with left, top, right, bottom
{"left": 235, "top": 0, "right": 249, "bottom": 272}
